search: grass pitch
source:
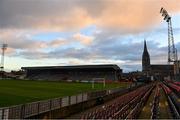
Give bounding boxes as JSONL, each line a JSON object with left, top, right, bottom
{"left": 0, "top": 79, "right": 129, "bottom": 107}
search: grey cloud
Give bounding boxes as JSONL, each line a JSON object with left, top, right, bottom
{"left": 2, "top": 27, "right": 173, "bottom": 72}
{"left": 17, "top": 50, "right": 48, "bottom": 59}
{"left": 1, "top": 0, "right": 180, "bottom": 72}
{"left": 0, "top": 30, "right": 70, "bottom": 51}
{"left": 0, "top": 0, "right": 75, "bottom": 29}
{"left": 15, "top": 37, "right": 166, "bottom": 63}
{"left": 121, "top": 64, "right": 142, "bottom": 72}
{"left": 1, "top": 0, "right": 180, "bottom": 32}
{"left": 0, "top": 0, "right": 104, "bottom": 29}
{"left": 13, "top": 35, "right": 175, "bottom": 72}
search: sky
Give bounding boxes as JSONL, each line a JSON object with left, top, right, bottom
{"left": 0, "top": 0, "right": 180, "bottom": 72}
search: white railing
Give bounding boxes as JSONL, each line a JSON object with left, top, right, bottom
{"left": 0, "top": 85, "right": 134, "bottom": 119}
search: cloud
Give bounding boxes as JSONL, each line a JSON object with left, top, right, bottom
{"left": 0, "top": 29, "right": 47, "bottom": 49}
{"left": 18, "top": 50, "right": 49, "bottom": 59}
{"left": 0, "top": 0, "right": 94, "bottom": 31}
{"left": 0, "top": 0, "right": 180, "bottom": 33}
{"left": 1, "top": 0, "right": 180, "bottom": 72}
{"left": 10, "top": 32, "right": 174, "bottom": 72}
{"left": 97, "top": 0, "right": 180, "bottom": 32}
{"left": 5, "top": 47, "right": 16, "bottom": 55}
{"left": 0, "top": 29, "right": 72, "bottom": 56}
{"left": 13, "top": 35, "right": 166, "bottom": 63}
{"left": 73, "top": 33, "right": 94, "bottom": 45}
{"left": 0, "top": 26, "right": 175, "bottom": 72}
{"left": 48, "top": 39, "right": 67, "bottom": 47}
{"left": 0, "top": 28, "right": 96, "bottom": 50}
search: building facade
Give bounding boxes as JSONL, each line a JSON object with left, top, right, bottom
{"left": 142, "top": 40, "right": 174, "bottom": 79}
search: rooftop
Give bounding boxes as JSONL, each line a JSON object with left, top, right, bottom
{"left": 21, "top": 64, "right": 121, "bottom": 70}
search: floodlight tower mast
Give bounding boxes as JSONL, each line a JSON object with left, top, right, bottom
{"left": 160, "top": 7, "right": 179, "bottom": 79}
{"left": 1, "top": 44, "right": 8, "bottom": 76}
{"left": 160, "top": 7, "right": 176, "bottom": 63}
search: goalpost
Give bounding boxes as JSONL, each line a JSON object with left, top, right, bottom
{"left": 92, "top": 78, "right": 106, "bottom": 89}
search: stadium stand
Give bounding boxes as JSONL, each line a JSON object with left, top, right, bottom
{"left": 22, "top": 64, "right": 122, "bottom": 81}
{"left": 81, "top": 84, "right": 153, "bottom": 119}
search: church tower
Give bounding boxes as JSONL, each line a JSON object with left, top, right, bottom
{"left": 142, "top": 40, "right": 151, "bottom": 73}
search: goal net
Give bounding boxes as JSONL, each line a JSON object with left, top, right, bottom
{"left": 91, "top": 78, "right": 106, "bottom": 88}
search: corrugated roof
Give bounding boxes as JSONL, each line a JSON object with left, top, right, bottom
{"left": 21, "top": 64, "right": 121, "bottom": 70}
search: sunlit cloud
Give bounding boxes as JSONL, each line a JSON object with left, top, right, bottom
{"left": 73, "top": 33, "right": 94, "bottom": 45}
{"left": 0, "top": 0, "right": 180, "bottom": 71}
{"left": 1, "top": 0, "right": 180, "bottom": 32}
{"left": 49, "top": 39, "right": 67, "bottom": 48}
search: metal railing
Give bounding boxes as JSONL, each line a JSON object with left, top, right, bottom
{"left": 0, "top": 86, "right": 128, "bottom": 119}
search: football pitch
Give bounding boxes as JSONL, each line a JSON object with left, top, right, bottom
{"left": 0, "top": 80, "right": 129, "bottom": 107}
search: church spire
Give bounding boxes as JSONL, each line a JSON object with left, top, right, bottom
{"left": 144, "top": 40, "right": 147, "bottom": 52}
{"left": 142, "top": 39, "right": 151, "bottom": 73}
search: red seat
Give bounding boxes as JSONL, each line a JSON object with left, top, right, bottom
{"left": 169, "top": 83, "right": 180, "bottom": 92}
{"left": 160, "top": 83, "right": 172, "bottom": 94}
{"left": 174, "top": 82, "right": 180, "bottom": 86}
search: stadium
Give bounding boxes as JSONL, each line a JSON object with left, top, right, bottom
{"left": 0, "top": 0, "right": 180, "bottom": 119}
